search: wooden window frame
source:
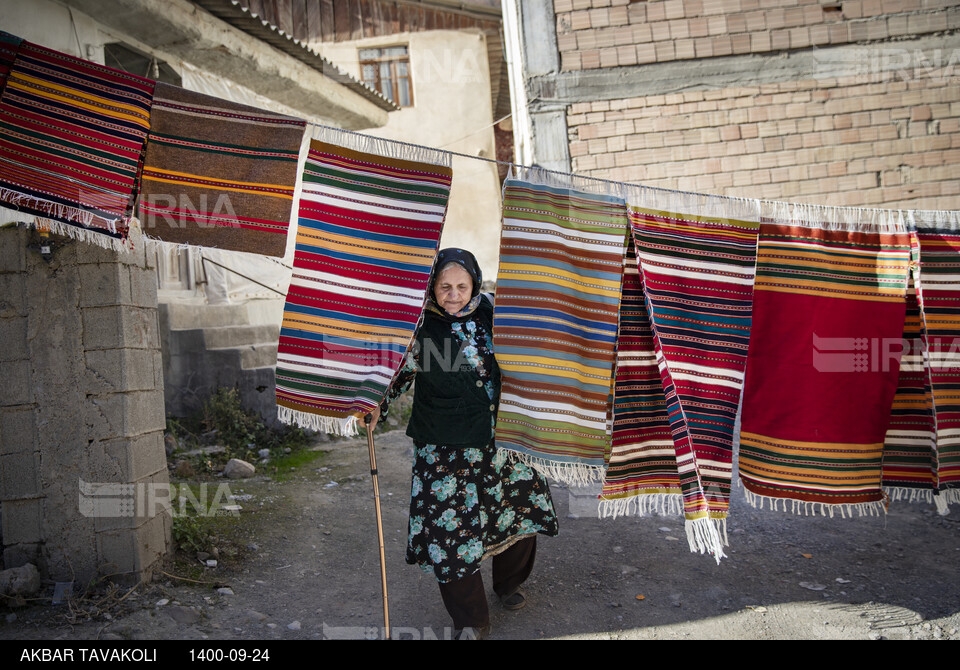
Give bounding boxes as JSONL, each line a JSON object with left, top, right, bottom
{"left": 359, "top": 45, "right": 413, "bottom": 108}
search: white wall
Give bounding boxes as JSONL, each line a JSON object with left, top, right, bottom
{"left": 319, "top": 30, "right": 504, "bottom": 282}
{"left": 0, "top": 0, "right": 102, "bottom": 60}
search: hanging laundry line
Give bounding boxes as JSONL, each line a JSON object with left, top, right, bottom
{"left": 303, "top": 122, "right": 959, "bottom": 235}
{"left": 304, "top": 120, "right": 707, "bottom": 201}
{"left": 437, "top": 112, "right": 513, "bottom": 150}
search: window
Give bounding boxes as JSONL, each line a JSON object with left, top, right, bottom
{"left": 103, "top": 42, "right": 181, "bottom": 86}
{"left": 359, "top": 46, "right": 413, "bottom": 107}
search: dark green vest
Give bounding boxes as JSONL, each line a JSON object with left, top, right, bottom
{"left": 405, "top": 297, "right": 500, "bottom": 446}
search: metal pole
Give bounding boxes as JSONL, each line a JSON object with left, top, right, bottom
{"left": 365, "top": 413, "right": 390, "bottom": 640}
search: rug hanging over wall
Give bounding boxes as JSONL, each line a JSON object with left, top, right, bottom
{"left": 493, "top": 173, "right": 628, "bottom": 485}
{"left": 739, "top": 205, "right": 912, "bottom": 516}
{"left": 275, "top": 129, "right": 452, "bottom": 435}
{"left": 0, "top": 34, "right": 155, "bottom": 248}
{"left": 138, "top": 82, "right": 306, "bottom": 256}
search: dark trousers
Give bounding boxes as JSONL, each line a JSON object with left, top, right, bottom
{"left": 436, "top": 535, "right": 537, "bottom": 630}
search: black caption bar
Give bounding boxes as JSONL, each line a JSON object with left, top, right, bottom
{"left": 1, "top": 640, "right": 362, "bottom": 662}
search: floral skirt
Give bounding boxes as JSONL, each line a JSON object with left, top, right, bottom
{"left": 406, "top": 440, "right": 559, "bottom": 584}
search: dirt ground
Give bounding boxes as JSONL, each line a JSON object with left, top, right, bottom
{"left": 1, "top": 428, "right": 959, "bottom": 641}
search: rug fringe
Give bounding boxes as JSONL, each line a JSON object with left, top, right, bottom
{"left": 142, "top": 235, "right": 206, "bottom": 255}
{"left": 933, "top": 489, "right": 959, "bottom": 515}
{"left": 276, "top": 405, "right": 360, "bottom": 437}
{"left": 743, "top": 487, "right": 887, "bottom": 518}
{"left": 598, "top": 492, "right": 683, "bottom": 519}
{"left": 41, "top": 217, "right": 129, "bottom": 252}
{"left": 311, "top": 125, "right": 452, "bottom": 169}
{"left": 880, "top": 487, "right": 958, "bottom": 514}
{"left": 884, "top": 486, "right": 934, "bottom": 505}
{"left": 685, "top": 516, "right": 727, "bottom": 564}
{"left": 501, "top": 450, "right": 605, "bottom": 487}
{"left": 511, "top": 165, "right": 625, "bottom": 201}
{"left": 621, "top": 182, "right": 761, "bottom": 225}
{"left": 909, "top": 209, "right": 960, "bottom": 232}
{"left": 0, "top": 193, "right": 131, "bottom": 251}
{"left": 0, "top": 188, "right": 101, "bottom": 228}
{"left": 140, "top": 234, "right": 285, "bottom": 266}
{"left": 760, "top": 199, "right": 907, "bottom": 233}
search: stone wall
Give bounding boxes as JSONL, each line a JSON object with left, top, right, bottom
{"left": 0, "top": 224, "right": 171, "bottom": 585}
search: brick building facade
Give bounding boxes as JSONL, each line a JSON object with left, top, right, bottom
{"left": 507, "top": 0, "right": 960, "bottom": 210}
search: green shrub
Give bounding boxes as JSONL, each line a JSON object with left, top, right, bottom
{"left": 202, "top": 388, "right": 262, "bottom": 455}
{"left": 171, "top": 513, "right": 209, "bottom": 555}
{"left": 198, "top": 388, "right": 309, "bottom": 462}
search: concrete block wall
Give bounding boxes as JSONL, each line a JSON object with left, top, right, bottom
{"left": 0, "top": 224, "right": 171, "bottom": 584}
{"left": 555, "top": 0, "right": 959, "bottom": 71}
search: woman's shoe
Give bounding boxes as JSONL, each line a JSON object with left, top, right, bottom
{"left": 499, "top": 589, "right": 526, "bottom": 611}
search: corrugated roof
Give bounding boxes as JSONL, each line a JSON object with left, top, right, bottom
{"left": 192, "top": 0, "right": 399, "bottom": 112}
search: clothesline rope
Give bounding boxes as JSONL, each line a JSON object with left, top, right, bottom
{"left": 304, "top": 120, "right": 659, "bottom": 192}
{"left": 304, "top": 121, "right": 960, "bottom": 229}
{"left": 437, "top": 112, "right": 513, "bottom": 149}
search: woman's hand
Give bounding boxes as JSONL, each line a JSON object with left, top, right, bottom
{"left": 360, "top": 406, "right": 381, "bottom": 431}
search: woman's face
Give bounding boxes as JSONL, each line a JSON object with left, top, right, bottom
{"left": 434, "top": 264, "right": 473, "bottom": 315}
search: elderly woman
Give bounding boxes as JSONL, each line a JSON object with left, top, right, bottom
{"left": 367, "top": 248, "right": 558, "bottom": 639}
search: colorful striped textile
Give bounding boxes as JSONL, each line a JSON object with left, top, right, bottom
{"left": 493, "top": 175, "right": 628, "bottom": 485}
{"left": 275, "top": 131, "right": 452, "bottom": 435}
{"left": 909, "top": 220, "right": 960, "bottom": 510}
{"left": 0, "top": 32, "right": 20, "bottom": 97}
{"left": 600, "top": 238, "right": 682, "bottom": 516}
{"left": 739, "top": 210, "right": 912, "bottom": 516}
{"left": 0, "top": 36, "right": 154, "bottom": 248}
{"left": 138, "top": 83, "right": 305, "bottom": 256}
{"left": 881, "top": 275, "right": 938, "bottom": 504}
{"left": 626, "top": 196, "right": 759, "bottom": 560}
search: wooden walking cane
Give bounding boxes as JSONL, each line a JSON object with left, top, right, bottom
{"left": 364, "top": 413, "right": 391, "bottom": 640}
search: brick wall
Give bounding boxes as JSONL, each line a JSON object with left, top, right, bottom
{"left": 567, "top": 66, "right": 960, "bottom": 209}
{"left": 553, "top": 0, "right": 960, "bottom": 209}
{"left": 555, "top": 0, "right": 960, "bottom": 71}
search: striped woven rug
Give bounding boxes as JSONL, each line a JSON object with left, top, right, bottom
{"left": 138, "top": 82, "right": 305, "bottom": 256}
{"left": 0, "top": 36, "right": 154, "bottom": 248}
{"left": 909, "top": 224, "right": 960, "bottom": 510}
{"left": 275, "top": 132, "right": 452, "bottom": 435}
{"left": 881, "top": 274, "right": 938, "bottom": 504}
{"left": 739, "top": 215, "right": 912, "bottom": 516}
{"left": 493, "top": 177, "right": 628, "bottom": 484}
{"left": 627, "top": 200, "right": 759, "bottom": 560}
{"left": 600, "top": 238, "right": 682, "bottom": 515}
